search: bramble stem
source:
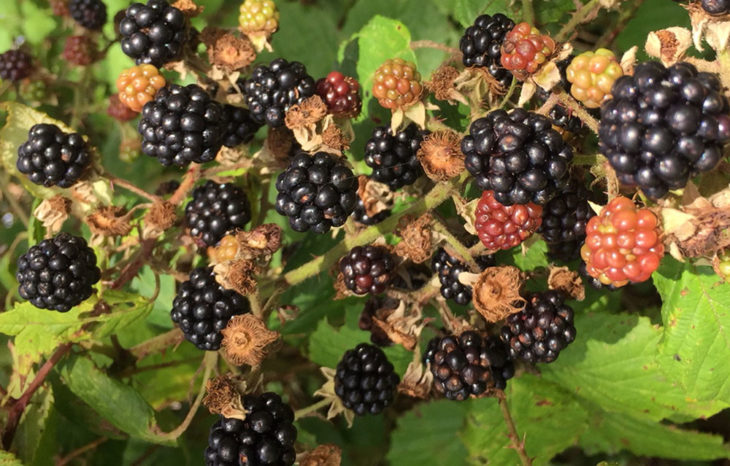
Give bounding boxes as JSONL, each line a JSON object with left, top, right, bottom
{"left": 106, "top": 173, "right": 161, "bottom": 203}
{"left": 293, "top": 398, "right": 331, "bottom": 420}
{"left": 431, "top": 217, "right": 479, "bottom": 272}
{"left": 555, "top": 90, "right": 599, "bottom": 135}
{"left": 521, "top": 0, "right": 535, "bottom": 25}
{"left": 497, "top": 391, "right": 532, "bottom": 466}
{"left": 556, "top": 0, "right": 601, "bottom": 42}
{"left": 410, "top": 40, "right": 460, "bottom": 56}
{"left": 129, "top": 328, "right": 185, "bottom": 360}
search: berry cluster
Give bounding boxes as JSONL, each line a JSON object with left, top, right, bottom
{"left": 69, "top": 0, "right": 107, "bottom": 30}
{"left": 205, "top": 392, "right": 297, "bottom": 466}
{"left": 120, "top": 0, "right": 187, "bottom": 67}
{"left": 334, "top": 343, "right": 400, "bottom": 415}
{"left": 500, "top": 291, "right": 576, "bottom": 363}
{"left": 500, "top": 22, "right": 556, "bottom": 76}
{"left": 460, "top": 14, "right": 516, "bottom": 88}
{"left": 138, "top": 83, "right": 227, "bottom": 167}
{"left": 16, "top": 233, "right": 101, "bottom": 312}
{"left": 475, "top": 190, "right": 542, "bottom": 251}
{"left": 462, "top": 108, "right": 573, "bottom": 206}
{"left": 116, "top": 65, "right": 166, "bottom": 113}
{"left": 17, "top": 123, "right": 91, "bottom": 188}
{"left": 372, "top": 58, "right": 423, "bottom": 110}
{"left": 364, "top": 124, "right": 428, "bottom": 190}
{"left": 599, "top": 61, "right": 730, "bottom": 199}
{"left": 581, "top": 196, "right": 664, "bottom": 287}
{"left": 539, "top": 180, "right": 595, "bottom": 262}
{"left": 316, "top": 71, "right": 362, "bottom": 118}
{"left": 62, "top": 35, "right": 98, "bottom": 66}
{"left": 431, "top": 248, "right": 495, "bottom": 305}
{"left": 275, "top": 151, "right": 357, "bottom": 233}
{"left": 222, "top": 105, "right": 262, "bottom": 147}
{"left": 241, "top": 58, "right": 316, "bottom": 127}
{"left": 238, "top": 0, "right": 280, "bottom": 34}
{"left": 185, "top": 181, "right": 251, "bottom": 247}
{"left": 566, "top": 49, "right": 624, "bottom": 109}
{"left": 170, "top": 267, "right": 250, "bottom": 350}
{"left": 0, "top": 49, "right": 33, "bottom": 82}
{"left": 426, "top": 331, "right": 514, "bottom": 400}
{"left": 339, "top": 245, "right": 396, "bottom": 295}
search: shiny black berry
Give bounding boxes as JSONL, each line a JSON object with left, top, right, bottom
{"left": 222, "top": 105, "right": 262, "bottom": 148}
{"left": 138, "top": 84, "right": 227, "bottom": 167}
{"left": 16, "top": 233, "right": 101, "bottom": 312}
{"left": 701, "top": 0, "right": 730, "bottom": 15}
{"left": 17, "top": 124, "right": 91, "bottom": 188}
{"left": 0, "top": 49, "right": 33, "bottom": 81}
{"left": 364, "top": 123, "right": 429, "bottom": 190}
{"left": 334, "top": 343, "right": 400, "bottom": 415}
{"left": 119, "top": 0, "right": 187, "bottom": 67}
{"left": 205, "top": 392, "right": 297, "bottom": 466}
{"left": 539, "top": 180, "right": 595, "bottom": 262}
{"left": 339, "top": 245, "right": 396, "bottom": 295}
{"left": 171, "top": 267, "right": 250, "bottom": 351}
{"left": 275, "top": 151, "right": 357, "bottom": 234}
{"left": 185, "top": 181, "right": 251, "bottom": 247}
{"left": 241, "top": 58, "right": 316, "bottom": 127}
{"left": 431, "top": 248, "right": 495, "bottom": 305}
{"left": 500, "top": 291, "right": 576, "bottom": 363}
{"left": 69, "top": 0, "right": 107, "bottom": 30}
{"left": 459, "top": 13, "right": 515, "bottom": 89}
{"left": 462, "top": 108, "right": 573, "bottom": 206}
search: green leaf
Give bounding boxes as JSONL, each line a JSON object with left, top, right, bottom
{"left": 497, "top": 238, "right": 549, "bottom": 272}
{"left": 0, "top": 450, "right": 24, "bottom": 466}
{"left": 533, "top": 0, "right": 575, "bottom": 27}
{"left": 130, "top": 266, "right": 175, "bottom": 329}
{"left": 19, "top": 1, "right": 56, "bottom": 45}
{"left": 387, "top": 400, "right": 470, "bottom": 466}
{"left": 450, "top": 0, "right": 512, "bottom": 28}
{"left": 13, "top": 387, "right": 54, "bottom": 466}
{"left": 57, "top": 355, "right": 171, "bottom": 445}
{"left": 91, "top": 290, "right": 154, "bottom": 339}
{"left": 652, "top": 258, "right": 730, "bottom": 405}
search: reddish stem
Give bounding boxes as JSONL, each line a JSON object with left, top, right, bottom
{"left": 111, "top": 237, "right": 157, "bottom": 290}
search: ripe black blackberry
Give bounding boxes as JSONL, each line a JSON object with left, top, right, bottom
{"left": 16, "top": 233, "right": 101, "bottom": 312}
{"left": 222, "top": 105, "right": 262, "bottom": 148}
{"left": 185, "top": 181, "right": 251, "bottom": 247}
{"left": 427, "top": 331, "right": 515, "bottom": 400}
{"left": 69, "top": 0, "right": 107, "bottom": 30}
{"left": 241, "top": 58, "right": 316, "bottom": 127}
{"left": 205, "top": 392, "right": 297, "bottom": 466}
{"left": 701, "top": 0, "right": 730, "bottom": 15}
{"left": 500, "top": 291, "right": 576, "bottom": 363}
{"left": 459, "top": 13, "right": 515, "bottom": 89}
{"left": 339, "top": 245, "right": 396, "bottom": 295}
{"left": 119, "top": 0, "right": 187, "bottom": 67}
{"left": 462, "top": 108, "right": 573, "bottom": 206}
{"left": 17, "top": 124, "right": 91, "bottom": 188}
{"left": 171, "top": 267, "right": 250, "bottom": 351}
{"left": 539, "top": 180, "right": 594, "bottom": 262}
{"left": 363, "top": 124, "right": 429, "bottom": 190}
{"left": 334, "top": 343, "right": 399, "bottom": 415}
{"left": 0, "top": 49, "right": 33, "bottom": 82}
{"left": 138, "top": 84, "right": 227, "bottom": 167}
{"left": 351, "top": 196, "right": 390, "bottom": 226}
{"left": 275, "top": 151, "right": 357, "bottom": 234}
{"left": 431, "top": 248, "right": 495, "bottom": 305}
{"left": 600, "top": 61, "right": 730, "bottom": 199}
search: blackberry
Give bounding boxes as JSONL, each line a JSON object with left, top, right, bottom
{"left": 428, "top": 331, "right": 515, "bottom": 400}
{"left": 334, "top": 343, "right": 400, "bottom": 415}
{"left": 275, "top": 151, "right": 357, "bottom": 234}
{"left": 599, "top": 61, "right": 730, "bottom": 199}
{"left": 185, "top": 181, "right": 251, "bottom": 247}
{"left": 500, "top": 291, "right": 576, "bottom": 363}
{"left": 566, "top": 49, "right": 623, "bottom": 109}
{"left": 351, "top": 196, "right": 390, "bottom": 226}
{"left": 16, "top": 233, "right": 101, "bottom": 312}
{"left": 0, "top": 49, "right": 33, "bottom": 82}
{"left": 422, "top": 336, "right": 440, "bottom": 366}
{"left": 222, "top": 105, "right": 262, "bottom": 147}
{"left": 316, "top": 71, "right": 361, "bottom": 118}
{"left": 431, "top": 248, "right": 495, "bottom": 305}
{"left": 69, "top": 0, "right": 107, "bottom": 30}
{"left": 62, "top": 35, "right": 98, "bottom": 66}
{"left": 205, "top": 392, "right": 297, "bottom": 466}
{"left": 372, "top": 58, "right": 423, "bottom": 110}
{"left": 339, "top": 245, "right": 396, "bottom": 295}
{"left": 500, "top": 22, "right": 556, "bottom": 78}
{"left": 539, "top": 180, "right": 594, "bottom": 262}
{"left": 119, "top": 0, "right": 187, "bottom": 67}
{"left": 535, "top": 88, "right": 584, "bottom": 134}
{"left": 116, "top": 64, "right": 166, "bottom": 113}
{"left": 474, "top": 190, "right": 543, "bottom": 250}
{"left": 364, "top": 123, "right": 429, "bottom": 190}
{"left": 171, "top": 267, "right": 250, "bottom": 351}
{"left": 138, "top": 84, "right": 227, "bottom": 167}
{"left": 462, "top": 108, "right": 573, "bottom": 206}
{"left": 359, "top": 296, "right": 398, "bottom": 347}
{"left": 459, "top": 13, "right": 515, "bottom": 89}
{"left": 241, "top": 58, "right": 316, "bottom": 127}
{"left": 701, "top": 0, "right": 730, "bottom": 15}
{"left": 17, "top": 124, "right": 91, "bottom": 188}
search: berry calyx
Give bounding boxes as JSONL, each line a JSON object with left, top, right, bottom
{"left": 581, "top": 196, "right": 664, "bottom": 287}
{"left": 474, "top": 190, "right": 542, "bottom": 251}
{"left": 364, "top": 123, "right": 429, "bottom": 190}
{"left": 116, "top": 65, "right": 166, "bottom": 113}
{"left": 500, "top": 22, "right": 555, "bottom": 77}
{"left": 334, "top": 343, "right": 400, "bottom": 415}
{"left": 69, "top": 0, "right": 107, "bottom": 30}
{"left": 62, "top": 35, "right": 99, "bottom": 66}
{"left": 185, "top": 181, "right": 252, "bottom": 247}
{"left": 339, "top": 245, "right": 396, "bottom": 295}
{"left": 0, "top": 49, "right": 33, "bottom": 82}
{"left": 459, "top": 13, "right": 516, "bottom": 89}
{"left": 372, "top": 58, "right": 423, "bottom": 110}
{"left": 119, "top": 0, "right": 188, "bottom": 67}
{"left": 316, "top": 71, "right": 362, "bottom": 118}
{"left": 566, "top": 48, "right": 623, "bottom": 109}
{"left": 238, "top": 0, "right": 279, "bottom": 35}
{"left": 17, "top": 124, "right": 91, "bottom": 188}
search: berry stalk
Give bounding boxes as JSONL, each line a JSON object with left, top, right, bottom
{"left": 497, "top": 391, "right": 533, "bottom": 466}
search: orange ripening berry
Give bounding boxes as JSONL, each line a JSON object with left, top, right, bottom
{"left": 372, "top": 58, "right": 423, "bottom": 110}
{"left": 581, "top": 197, "right": 664, "bottom": 287}
{"left": 499, "top": 22, "right": 555, "bottom": 77}
{"left": 116, "top": 64, "right": 166, "bottom": 113}
{"left": 566, "top": 48, "right": 624, "bottom": 109}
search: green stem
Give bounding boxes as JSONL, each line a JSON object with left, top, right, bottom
{"left": 521, "top": 0, "right": 535, "bottom": 25}
{"left": 556, "top": 90, "right": 599, "bottom": 135}
{"left": 282, "top": 174, "right": 466, "bottom": 286}
{"left": 498, "top": 78, "right": 517, "bottom": 109}
{"left": 498, "top": 392, "right": 532, "bottom": 466}
{"left": 431, "top": 217, "right": 479, "bottom": 272}
{"left": 556, "top": 0, "right": 601, "bottom": 42}
{"left": 294, "top": 398, "right": 331, "bottom": 420}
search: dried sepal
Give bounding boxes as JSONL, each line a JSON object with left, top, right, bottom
{"left": 214, "top": 259, "right": 258, "bottom": 296}
{"left": 203, "top": 374, "right": 247, "bottom": 420}
{"left": 687, "top": 1, "right": 730, "bottom": 53}
{"left": 619, "top": 46, "right": 639, "bottom": 76}
{"left": 313, "top": 367, "right": 355, "bottom": 427}
{"left": 144, "top": 201, "right": 177, "bottom": 238}
{"left": 417, "top": 130, "right": 465, "bottom": 182}
{"left": 425, "top": 65, "right": 468, "bottom": 106}
{"left": 357, "top": 176, "right": 393, "bottom": 219}
{"left": 33, "top": 195, "right": 70, "bottom": 235}
{"left": 398, "top": 359, "right": 434, "bottom": 400}
{"left": 370, "top": 300, "right": 425, "bottom": 351}
{"left": 201, "top": 27, "right": 256, "bottom": 72}
{"left": 645, "top": 28, "right": 692, "bottom": 66}
{"left": 221, "top": 314, "right": 279, "bottom": 366}
{"left": 472, "top": 266, "right": 526, "bottom": 322}
{"left": 547, "top": 266, "right": 585, "bottom": 301}
{"left": 86, "top": 206, "right": 133, "bottom": 237}
{"left": 172, "top": 0, "right": 203, "bottom": 16}
{"left": 394, "top": 213, "right": 433, "bottom": 264}
{"left": 299, "top": 444, "right": 343, "bottom": 466}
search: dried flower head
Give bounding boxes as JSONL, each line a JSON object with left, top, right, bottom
{"left": 264, "top": 126, "right": 297, "bottom": 165}
{"left": 472, "top": 266, "right": 526, "bottom": 322}
{"left": 299, "top": 444, "right": 343, "bottom": 466}
{"left": 86, "top": 206, "right": 132, "bottom": 237}
{"left": 203, "top": 374, "right": 247, "bottom": 420}
{"left": 214, "top": 259, "right": 258, "bottom": 296}
{"left": 394, "top": 214, "right": 433, "bottom": 264}
{"left": 33, "top": 195, "right": 71, "bottom": 235}
{"left": 144, "top": 201, "right": 177, "bottom": 237}
{"left": 285, "top": 95, "right": 328, "bottom": 131}
{"left": 221, "top": 314, "right": 280, "bottom": 366}
{"left": 357, "top": 176, "right": 393, "bottom": 220}
{"left": 201, "top": 27, "right": 256, "bottom": 72}
{"left": 321, "top": 123, "right": 350, "bottom": 152}
{"left": 548, "top": 266, "right": 585, "bottom": 301}
{"left": 398, "top": 360, "right": 434, "bottom": 400}
{"left": 417, "top": 130, "right": 465, "bottom": 182}
{"left": 425, "top": 65, "right": 464, "bottom": 104}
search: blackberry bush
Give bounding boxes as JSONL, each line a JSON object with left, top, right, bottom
{"left": 170, "top": 267, "right": 250, "bottom": 351}
{"left": 69, "top": 0, "right": 107, "bottom": 30}
{"left": 599, "top": 61, "right": 730, "bottom": 199}
{"left": 119, "top": 0, "right": 187, "bottom": 67}
{"left": 474, "top": 190, "right": 543, "bottom": 250}
{"left": 185, "top": 181, "right": 252, "bottom": 247}
{"left": 334, "top": 343, "right": 400, "bottom": 415}
{"left": 275, "top": 151, "right": 357, "bottom": 233}
{"left": 459, "top": 13, "right": 515, "bottom": 88}
{"left": 17, "top": 123, "right": 91, "bottom": 188}
{"left": 462, "top": 108, "right": 573, "bottom": 206}
{"left": 339, "top": 245, "right": 396, "bottom": 295}
{"left": 364, "top": 123, "right": 429, "bottom": 190}
{"left": 16, "top": 233, "right": 101, "bottom": 312}
{"left": 431, "top": 248, "right": 495, "bottom": 305}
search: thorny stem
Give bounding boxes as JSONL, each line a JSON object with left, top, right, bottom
{"left": 410, "top": 40, "right": 460, "bottom": 56}
{"left": 106, "top": 173, "right": 162, "bottom": 203}
{"left": 498, "top": 78, "right": 518, "bottom": 109}
{"left": 293, "top": 398, "right": 331, "bottom": 420}
{"left": 111, "top": 236, "right": 157, "bottom": 290}
{"left": 596, "top": 0, "right": 645, "bottom": 48}
{"left": 555, "top": 90, "right": 599, "bottom": 134}
{"left": 497, "top": 391, "right": 533, "bottom": 466}
{"left": 556, "top": 0, "right": 602, "bottom": 42}
{"left": 129, "top": 328, "right": 185, "bottom": 360}
{"left": 169, "top": 165, "right": 202, "bottom": 205}
{"left": 1, "top": 343, "right": 73, "bottom": 450}
{"left": 521, "top": 0, "right": 535, "bottom": 26}
{"left": 430, "top": 217, "right": 480, "bottom": 272}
